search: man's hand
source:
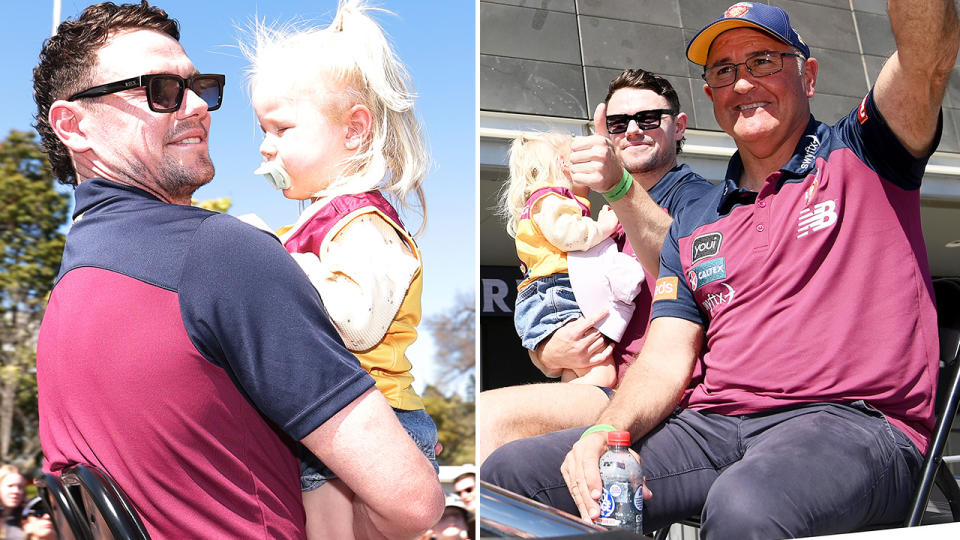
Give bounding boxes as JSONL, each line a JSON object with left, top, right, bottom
{"left": 570, "top": 103, "right": 624, "bottom": 193}
{"left": 536, "top": 311, "right": 612, "bottom": 375}
{"left": 561, "top": 431, "right": 608, "bottom": 521}
{"left": 560, "top": 431, "right": 652, "bottom": 522}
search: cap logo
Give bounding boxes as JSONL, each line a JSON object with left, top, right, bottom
{"left": 724, "top": 3, "right": 751, "bottom": 18}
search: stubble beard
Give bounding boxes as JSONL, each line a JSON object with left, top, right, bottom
{"left": 124, "top": 152, "right": 215, "bottom": 203}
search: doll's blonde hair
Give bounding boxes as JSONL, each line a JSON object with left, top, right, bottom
{"left": 498, "top": 132, "right": 573, "bottom": 238}
{"left": 243, "top": 0, "right": 428, "bottom": 233}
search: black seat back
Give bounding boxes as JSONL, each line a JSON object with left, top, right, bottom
{"left": 905, "top": 277, "right": 960, "bottom": 526}
{"left": 61, "top": 464, "right": 151, "bottom": 540}
{"left": 35, "top": 472, "right": 92, "bottom": 540}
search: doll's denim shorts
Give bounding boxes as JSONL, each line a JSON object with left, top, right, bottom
{"left": 299, "top": 407, "right": 440, "bottom": 491}
{"left": 513, "top": 273, "right": 582, "bottom": 351}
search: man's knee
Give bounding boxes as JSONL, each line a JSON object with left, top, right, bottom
{"left": 700, "top": 484, "right": 794, "bottom": 540}
{"left": 480, "top": 438, "right": 535, "bottom": 496}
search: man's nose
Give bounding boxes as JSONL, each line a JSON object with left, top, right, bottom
{"left": 179, "top": 87, "right": 210, "bottom": 117}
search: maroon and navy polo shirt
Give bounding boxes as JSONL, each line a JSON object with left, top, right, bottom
{"left": 37, "top": 179, "right": 375, "bottom": 538}
{"left": 614, "top": 164, "right": 714, "bottom": 383}
{"left": 651, "top": 90, "right": 940, "bottom": 454}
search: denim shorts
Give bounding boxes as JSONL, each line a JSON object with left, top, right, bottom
{"left": 300, "top": 407, "right": 440, "bottom": 491}
{"left": 514, "top": 274, "right": 582, "bottom": 351}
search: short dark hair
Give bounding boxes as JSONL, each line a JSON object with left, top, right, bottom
{"left": 604, "top": 69, "right": 684, "bottom": 154}
{"left": 453, "top": 471, "right": 475, "bottom": 485}
{"left": 33, "top": 1, "right": 180, "bottom": 185}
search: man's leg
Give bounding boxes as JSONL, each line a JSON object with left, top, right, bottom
{"left": 700, "top": 403, "right": 922, "bottom": 540}
{"left": 477, "top": 383, "right": 611, "bottom": 465}
{"left": 482, "top": 409, "right": 743, "bottom": 534}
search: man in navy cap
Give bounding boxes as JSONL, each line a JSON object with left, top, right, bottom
{"left": 482, "top": 2, "right": 959, "bottom": 537}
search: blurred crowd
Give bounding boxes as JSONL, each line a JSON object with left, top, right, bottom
{"left": 0, "top": 465, "right": 55, "bottom": 540}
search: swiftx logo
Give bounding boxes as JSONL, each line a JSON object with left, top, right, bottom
{"left": 800, "top": 135, "right": 820, "bottom": 170}
{"left": 701, "top": 283, "right": 736, "bottom": 317}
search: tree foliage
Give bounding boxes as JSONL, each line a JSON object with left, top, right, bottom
{"left": 421, "top": 292, "right": 476, "bottom": 465}
{"left": 191, "top": 197, "right": 232, "bottom": 213}
{"left": 422, "top": 384, "right": 474, "bottom": 466}
{"left": 0, "top": 130, "right": 69, "bottom": 466}
{"left": 423, "top": 291, "right": 475, "bottom": 399}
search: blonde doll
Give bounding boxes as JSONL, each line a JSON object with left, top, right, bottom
{"left": 499, "top": 132, "right": 620, "bottom": 387}
{"left": 243, "top": 2, "right": 438, "bottom": 538}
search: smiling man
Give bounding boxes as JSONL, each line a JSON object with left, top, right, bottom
{"left": 32, "top": 2, "right": 442, "bottom": 538}
{"left": 483, "top": 2, "right": 959, "bottom": 538}
{"left": 477, "top": 69, "right": 712, "bottom": 464}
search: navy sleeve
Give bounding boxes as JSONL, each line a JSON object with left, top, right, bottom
{"left": 179, "top": 214, "right": 375, "bottom": 440}
{"left": 651, "top": 219, "right": 705, "bottom": 325}
{"left": 835, "top": 89, "right": 940, "bottom": 190}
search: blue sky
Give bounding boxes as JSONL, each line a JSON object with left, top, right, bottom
{"left": 1, "top": 1, "right": 477, "bottom": 393}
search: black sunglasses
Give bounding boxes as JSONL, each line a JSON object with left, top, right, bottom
{"left": 605, "top": 109, "right": 675, "bottom": 134}
{"left": 21, "top": 498, "right": 48, "bottom": 520}
{"left": 68, "top": 73, "right": 225, "bottom": 113}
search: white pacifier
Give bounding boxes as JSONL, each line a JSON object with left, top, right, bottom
{"left": 254, "top": 160, "right": 291, "bottom": 190}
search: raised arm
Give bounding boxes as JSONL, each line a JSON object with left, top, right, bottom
{"left": 874, "top": 0, "right": 959, "bottom": 156}
{"left": 560, "top": 316, "right": 703, "bottom": 521}
{"left": 568, "top": 103, "right": 676, "bottom": 277}
{"left": 301, "top": 387, "right": 444, "bottom": 539}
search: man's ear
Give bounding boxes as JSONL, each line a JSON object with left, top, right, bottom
{"left": 674, "top": 111, "right": 688, "bottom": 141}
{"left": 48, "top": 100, "right": 91, "bottom": 153}
{"left": 802, "top": 56, "right": 818, "bottom": 98}
{"left": 704, "top": 83, "right": 714, "bottom": 103}
{"left": 344, "top": 104, "right": 372, "bottom": 151}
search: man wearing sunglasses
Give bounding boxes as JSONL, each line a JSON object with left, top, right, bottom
{"left": 32, "top": 2, "right": 442, "bottom": 538}
{"left": 479, "top": 70, "right": 712, "bottom": 465}
{"left": 485, "top": 1, "right": 957, "bottom": 537}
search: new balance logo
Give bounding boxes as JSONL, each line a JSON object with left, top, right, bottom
{"left": 797, "top": 200, "right": 838, "bottom": 238}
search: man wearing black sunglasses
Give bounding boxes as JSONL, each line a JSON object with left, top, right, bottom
{"left": 479, "top": 69, "right": 712, "bottom": 464}
{"left": 32, "top": 2, "right": 441, "bottom": 538}
{"left": 486, "top": 1, "right": 957, "bottom": 537}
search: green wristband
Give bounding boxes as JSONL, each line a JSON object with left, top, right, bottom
{"left": 580, "top": 424, "right": 617, "bottom": 439}
{"left": 603, "top": 169, "right": 633, "bottom": 202}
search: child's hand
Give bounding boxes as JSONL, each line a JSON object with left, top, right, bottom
{"left": 597, "top": 205, "right": 619, "bottom": 237}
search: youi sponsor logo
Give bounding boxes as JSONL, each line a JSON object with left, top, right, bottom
{"left": 691, "top": 232, "right": 722, "bottom": 264}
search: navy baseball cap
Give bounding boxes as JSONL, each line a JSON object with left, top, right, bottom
{"left": 686, "top": 2, "right": 810, "bottom": 66}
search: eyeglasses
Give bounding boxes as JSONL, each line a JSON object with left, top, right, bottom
{"left": 68, "top": 73, "right": 225, "bottom": 113}
{"left": 605, "top": 109, "right": 675, "bottom": 134}
{"left": 703, "top": 52, "right": 803, "bottom": 88}
{"left": 456, "top": 485, "right": 474, "bottom": 496}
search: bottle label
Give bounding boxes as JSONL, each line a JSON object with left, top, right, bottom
{"left": 599, "top": 488, "right": 615, "bottom": 518}
{"left": 634, "top": 483, "right": 644, "bottom": 512}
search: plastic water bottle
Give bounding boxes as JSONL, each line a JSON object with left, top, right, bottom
{"left": 596, "top": 430, "right": 642, "bottom": 534}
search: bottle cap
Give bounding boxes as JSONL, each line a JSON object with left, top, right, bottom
{"left": 607, "top": 430, "right": 631, "bottom": 446}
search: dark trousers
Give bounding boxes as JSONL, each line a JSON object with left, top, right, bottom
{"left": 482, "top": 402, "right": 922, "bottom": 539}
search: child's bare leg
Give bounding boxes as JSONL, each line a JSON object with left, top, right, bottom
{"left": 566, "top": 359, "right": 617, "bottom": 387}
{"left": 303, "top": 479, "right": 356, "bottom": 540}
{"left": 566, "top": 338, "right": 617, "bottom": 387}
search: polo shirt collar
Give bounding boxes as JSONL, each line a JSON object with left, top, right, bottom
{"left": 73, "top": 178, "right": 161, "bottom": 221}
{"left": 717, "top": 116, "right": 827, "bottom": 215}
